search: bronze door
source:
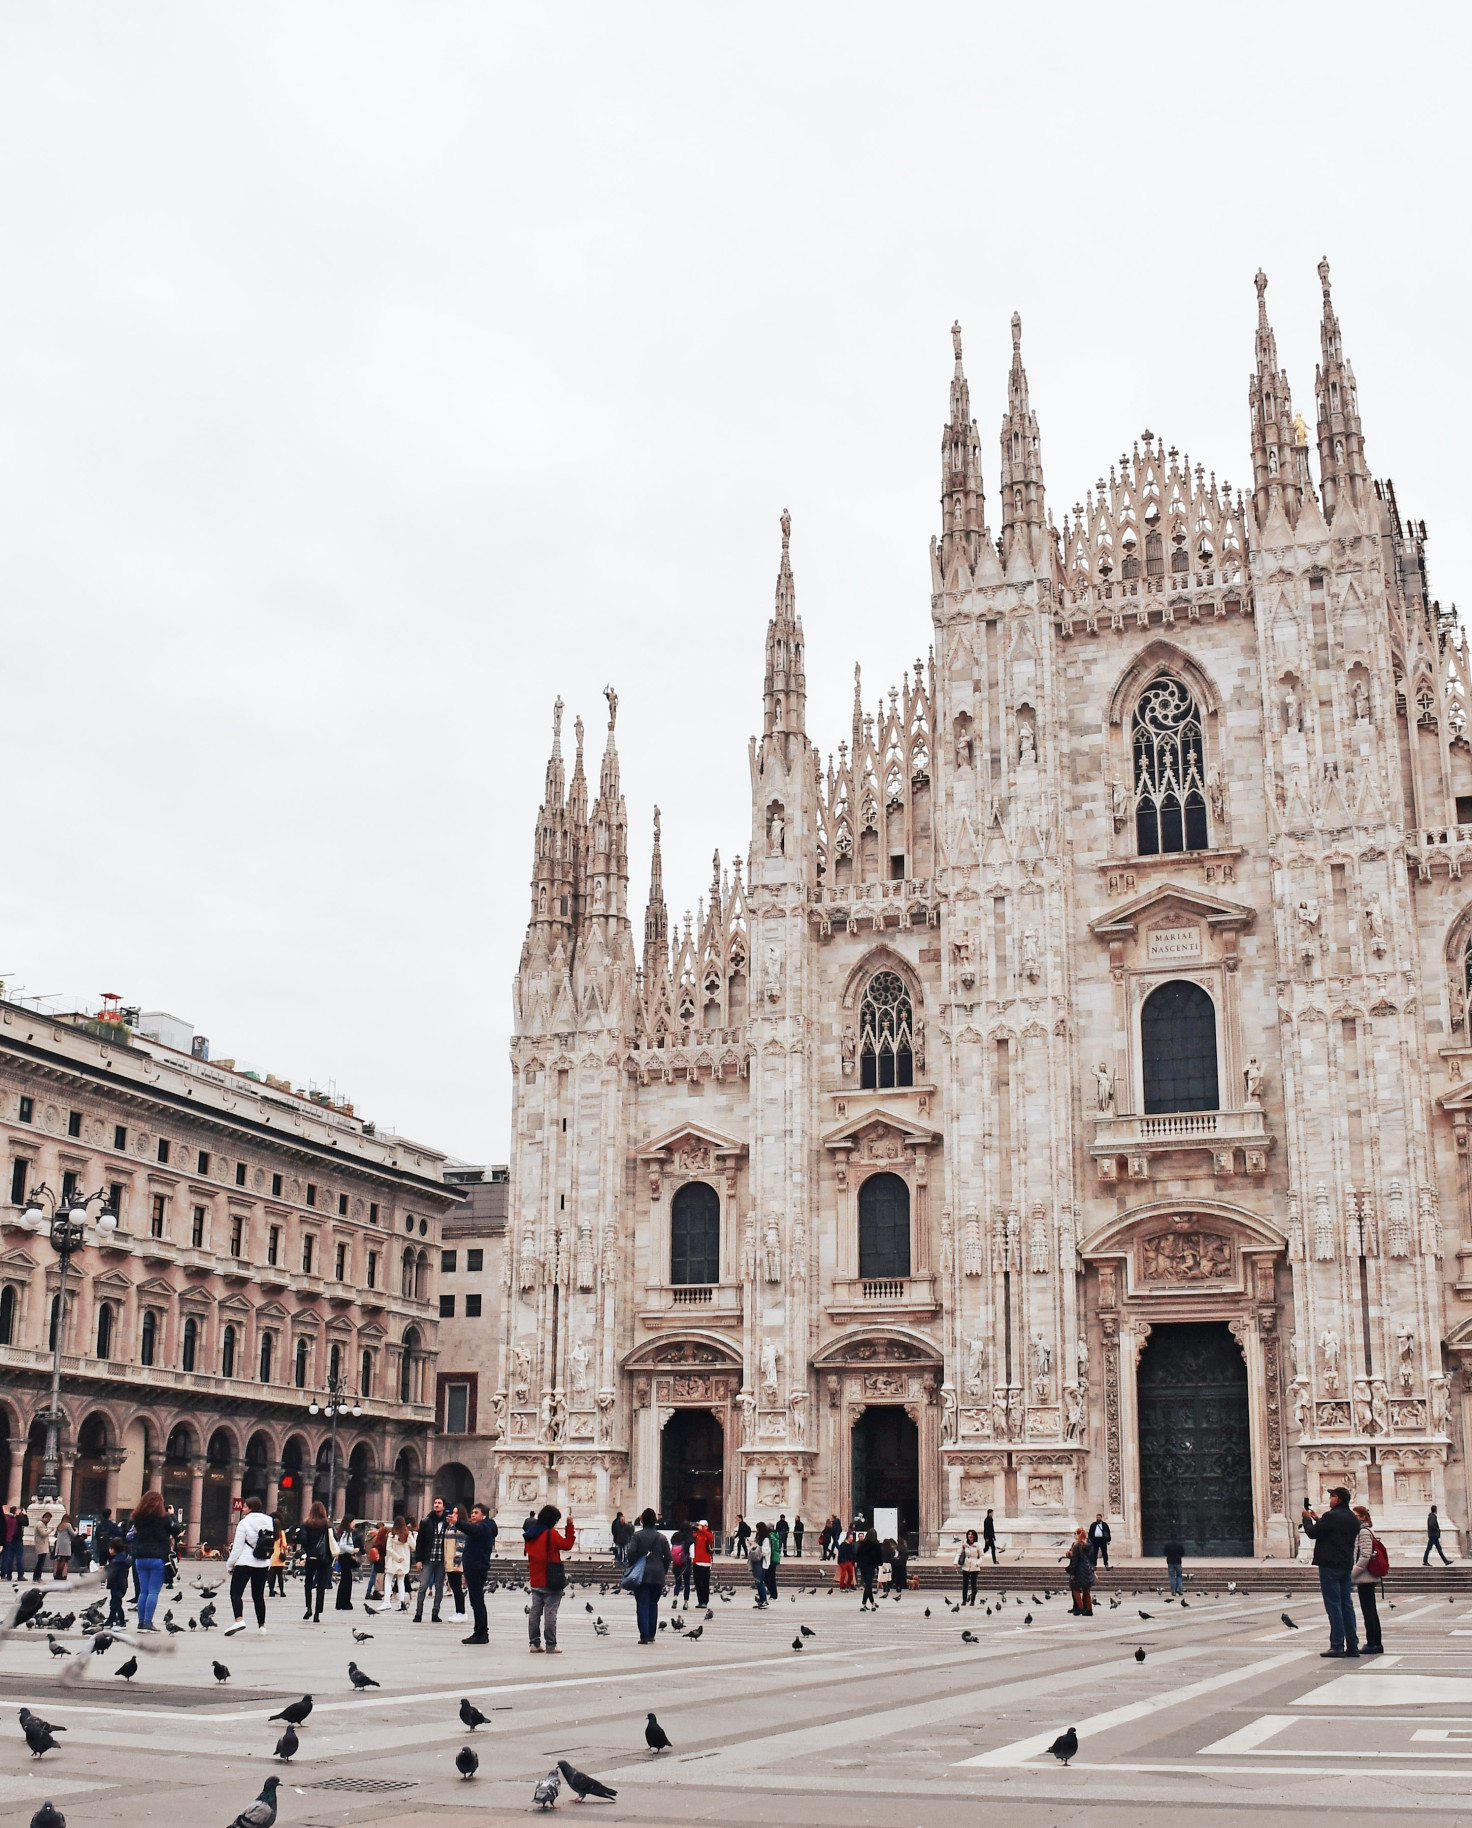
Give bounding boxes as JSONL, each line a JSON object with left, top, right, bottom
{"left": 1137, "top": 1321, "right": 1254, "bottom": 1556}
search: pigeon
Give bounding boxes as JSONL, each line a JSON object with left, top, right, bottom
{"left": 791, "top": 1635, "right": 804, "bottom": 1651}
{"left": 455, "top": 1746, "right": 479, "bottom": 1780}
{"left": 352, "top": 1630, "right": 373, "bottom": 1643}
{"left": 273, "top": 1724, "right": 299, "bottom": 1762}
{"left": 585, "top": 1602, "right": 594, "bottom": 1613}
{"left": 226, "top": 1777, "right": 280, "bottom": 1828}
{"left": 165, "top": 1621, "right": 184, "bottom": 1636}
{"left": 30, "top": 1805, "right": 65, "bottom": 1828}
{"left": 1134, "top": 1646, "right": 1146, "bottom": 1663}
{"left": 1281, "top": 1613, "right": 1297, "bottom": 1630}
{"left": 269, "top": 1695, "right": 313, "bottom": 1727}
{"left": 924, "top": 1608, "right": 931, "bottom": 1618}
{"left": 115, "top": 1656, "right": 138, "bottom": 1681}
{"left": 24, "top": 1719, "right": 61, "bottom": 1759}
{"left": 348, "top": 1662, "right": 379, "bottom": 1690}
{"left": 534, "top": 1768, "right": 561, "bottom": 1809}
{"left": 19, "top": 1710, "right": 65, "bottom": 1737}
{"left": 593, "top": 1617, "right": 609, "bottom": 1637}
{"left": 11, "top": 1590, "right": 45, "bottom": 1628}
{"left": 961, "top": 1630, "right": 978, "bottom": 1643}
{"left": 460, "top": 1698, "right": 489, "bottom": 1730}
{"left": 656, "top": 1619, "right": 667, "bottom": 1631}
{"left": 1048, "top": 1727, "right": 1078, "bottom": 1767}
{"left": 645, "top": 1712, "right": 671, "bottom": 1753}
{"left": 213, "top": 1661, "right": 231, "bottom": 1683}
{"left": 799, "top": 1624, "right": 815, "bottom": 1637}
{"left": 558, "top": 1759, "right": 617, "bottom": 1801}
{"left": 1138, "top": 1611, "right": 1153, "bottom": 1620}
{"left": 670, "top": 1614, "right": 684, "bottom": 1631}
{"left": 1024, "top": 1613, "right": 1033, "bottom": 1626}
{"left": 47, "top": 1636, "right": 69, "bottom": 1657}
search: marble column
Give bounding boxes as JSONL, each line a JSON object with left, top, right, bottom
{"left": 102, "top": 1449, "right": 126, "bottom": 1515}
{"left": 186, "top": 1456, "right": 206, "bottom": 1548}
{"left": 145, "top": 1451, "right": 165, "bottom": 1495}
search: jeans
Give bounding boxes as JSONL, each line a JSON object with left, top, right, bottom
{"left": 107, "top": 1585, "right": 128, "bottom": 1626}
{"left": 136, "top": 1557, "right": 167, "bottom": 1627}
{"left": 1318, "top": 1565, "right": 1359, "bottom": 1652}
{"left": 31, "top": 1554, "right": 47, "bottom": 1582}
{"left": 674, "top": 1561, "right": 692, "bottom": 1602}
{"left": 528, "top": 1586, "right": 561, "bottom": 1647}
{"left": 693, "top": 1563, "right": 710, "bottom": 1607}
{"left": 961, "top": 1571, "right": 979, "bottom": 1605}
{"left": 231, "top": 1564, "right": 269, "bottom": 1627}
{"left": 634, "top": 1583, "right": 660, "bottom": 1641}
{"left": 749, "top": 1559, "right": 767, "bottom": 1605}
{"left": 1425, "top": 1537, "right": 1452, "bottom": 1565}
{"left": 0, "top": 1539, "right": 19, "bottom": 1580}
{"left": 414, "top": 1562, "right": 444, "bottom": 1620}
{"left": 1168, "top": 1562, "right": 1183, "bottom": 1595}
{"left": 466, "top": 1571, "right": 488, "bottom": 1639}
{"left": 1356, "top": 1581, "right": 1382, "bottom": 1650}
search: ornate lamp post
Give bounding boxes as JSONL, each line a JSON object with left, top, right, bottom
{"left": 307, "top": 1371, "right": 363, "bottom": 1519}
{"left": 22, "top": 1184, "right": 118, "bottom": 1502}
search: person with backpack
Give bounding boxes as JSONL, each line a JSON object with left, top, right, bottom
{"left": 523, "top": 1504, "right": 573, "bottom": 1652}
{"left": 669, "top": 1522, "right": 694, "bottom": 1607}
{"left": 747, "top": 1522, "right": 771, "bottom": 1607}
{"left": 1352, "top": 1504, "right": 1387, "bottom": 1655}
{"left": 1301, "top": 1487, "right": 1361, "bottom": 1657}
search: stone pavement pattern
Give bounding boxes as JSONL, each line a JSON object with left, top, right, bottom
{"left": 5, "top": 1569, "right": 1472, "bottom": 1826}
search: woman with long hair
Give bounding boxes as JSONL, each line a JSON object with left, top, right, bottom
{"left": 855, "top": 1529, "right": 883, "bottom": 1610}
{"left": 298, "top": 1502, "right": 333, "bottom": 1622}
{"left": 334, "top": 1517, "right": 360, "bottom": 1610}
{"left": 383, "top": 1516, "right": 413, "bottom": 1609}
{"left": 1065, "top": 1527, "right": 1095, "bottom": 1616}
{"left": 1352, "top": 1504, "right": 1386, "bottom": 1655}
{"left": 127, "top": 1490, "right": 176, "bottom": 1630}
{"left": 958, "top": 1529, "right": 984, "bottom": 1606}
{"left": 747, "top": 1522, "right": 771, "bottom": 1608}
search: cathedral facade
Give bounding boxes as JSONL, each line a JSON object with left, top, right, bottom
{"left": 497, "top": 264, "right": 1472, "bottom": 1557}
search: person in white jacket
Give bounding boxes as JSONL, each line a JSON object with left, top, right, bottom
{"left": 224, "top": 1498, "right": 276, "bottom": 1634}
{"left": 383, "top": 1517, "right": 413, "bottom": 1610}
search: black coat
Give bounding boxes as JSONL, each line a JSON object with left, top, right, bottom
{"left": 1088, "top": 1520, "right": 1111, "bottom": 1545}
{"left": 1428, "top": 1510, "right": 1443, "bottom": 1541}
{"left": 460, "top": 1518, "right": 496, "bottom": 1577}
{"left": 1066, "top": 1542, "right": 1095, "bottom": 1588}
{"left": 982, "top": 1516, "right": 996, "bottom": 1543}
{"left": 1302, "top": 1502, "right": 1360, "bottom": 1569}
{"left": 628, "top": 1526, "right": 670, "bottom": 1585}
{"left": 415, "top": 1512, "right": 449, "bottom": 1565}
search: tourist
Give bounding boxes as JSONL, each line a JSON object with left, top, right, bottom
{"left": 30, "top": 1512, "right": 53, "bottom": 1583}
{"left": 383, "top": 1516, "right": 413, "bottom": 1608}
{"left": 836, "top": 1530, "right": 857, "bottom": 1589}
{"left": 127, "top": 1491, "right": 177, "bottom": 1630}
{"left": 444, "top": 1512, "right": 467, "bottom": 1622}
{"left": 819, "top": 1516, "right": 835, "bottom": 1560}
{"left": 224, "top": 1498, "right": 276, "bottom": 1633}
{"left": 1163, "top": 1534, "right": 1186, "bottom": 1596}
{"left": 691, "top": 1517, "right": 714, "bottom": 1609}
{"left": 1351, "top": 1504, "right": 1386, "bottom": 1655}
{"left": 0, "top": 1506, "right": 22, "bottom": 1580}
{"left": 1424, "top": 1504, "right": 1453, "bottom": 1566}
{"left": 765, "top": 1514, "right": 782, "bottom": 1599}
{"left": 958, "top": 1529, "right": 984, "bottom": 1605}
{"left": 1087, "top": 1513, "right": 1111, "bottom": 1569}
{"left": 268, "top": 1522, "right": 289, "bottom": 1597}
{"left": 775, "top": 1513, "right": 790, "bottom": 1556}
{"left": 610, "top": 1510, "right": 632, "bottom": 1567}
{"left": 735, "top": 1514, "right": 751, "bottom": 1560}
{"left": 627, "top": 1507, "right": 671, "bottom": 1644}
{"left": 52, "top": 1515, "right": 73, "bottom": 1580}
{"left": 104, "top": 1540, "right": 132, "bottom": 1626}
{"left": 460, "top": 1502, "right": 498, "bottom": 1645}
{"left": 363, "top": 1520, "right": 388, "bottom": 1603}
{"left": 413, "top": 1495, "right": 450, "bottom": 1623}
{"left": 334, "top": 1517, "right": 361, "bottom": 1611}
{"left": 298, "top": 1502, "right": 333, "bottom": 1622}
{"left": 670, "top": 1521, "right": 694, "bottom": 1607}
{"left": 793, "top": 1516, "right": 805, "bottom": 1557}
{"left": 982, "top": 1509, "right": 998, "bottom": 1564}
{"left": 855, "top": 1529, "right": 883, "bottom": 1610}
{"left": 748, "top": 1522, "right": 771, "bottom": 1607}
{"left": 1301, "top": 1488, "right": 1361, "bottom": 1657}
{"left": 890, "top": 1537, "right": 911, "bottom": 1596}
{"left": 1065, "top": 1527, "right": 1095, "bottom": 1616}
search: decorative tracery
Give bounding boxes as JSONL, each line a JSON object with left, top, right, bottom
{"left": 859, "top": 970, "right": 914, "bottom": 1090}
{"left": 1133, "top": 674, "right": 1208, "bottom": 855}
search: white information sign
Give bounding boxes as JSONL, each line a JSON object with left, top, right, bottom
{"left": 872, "top": 1505, "right": 899, "bottom": 1542}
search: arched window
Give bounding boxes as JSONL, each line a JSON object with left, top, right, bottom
{"left": 360, "top": 1348, "right": 373, "bottom": 1397}
{"left": 166, "top": 1424, "right": 192, "bottom": 1462}
{"left": 140, "top": 1309, "right": 157, "bottom": 1366}
{"left": 859, "top": 971, "right": 914, "bottom": 1090}
{"left": 858, "top": 1171, "right": 911, "bottom": 1279}
{"left": 415, "top": 1251, "right": 428, "bottom": 1302}
{"left": 259, "top": 1332, "right": 274, "bottom": 1383}
{"left": 1133, "top": 674, "right": 1208, "bottom": 855}
{"left": 400, "top": 1328, "right": 420, "bottom": 1404}
{"left": 221, "top": 1324, "right": 236, "bottom": 1379}
{"left": 1141, "top": 980, "right": 1219, "bottom": 1114}
{"left": 670, "top": 1182, "right": 720, "bottom": 1284}
{"left": 294, "top": 1336, "right": 309, "bottom": 1388}
{"left": 182, "top": 1315, "right": 198, "bottom": 1372}
{"left": 329, "top": 1342, "right": 341, "bottom": 1385}
{"left": 0, "top": 1284, "right": 13, "bottom": 1345}
{"left": 401, "top": 1250, "right": 415, "bottom": 1298}
{"left": 95, "top": 1301, "right": 113, "bottom": 1359}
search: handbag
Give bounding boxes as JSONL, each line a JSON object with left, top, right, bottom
{"left": 544, "top": 1559, "right": 568, "bottom": 1592}
{"left": 621, "top": 1553, "right": 647, "bottom": 1591}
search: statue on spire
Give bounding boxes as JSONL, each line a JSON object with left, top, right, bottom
{"left": 604, "top": 684, "right": 618, "bottom": 729}
{"left": 951, "top": 319, "right": 963, "bottom": 361}
{"left": 1318, "top": 254, "right": 1332, "bottom": 300}
{"left": 780, "top": 507, "right": 791, "bottom": 551}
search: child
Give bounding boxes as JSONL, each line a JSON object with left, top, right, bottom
{"left": 106, "top": 1547, "right": 133, "bottom": 1627}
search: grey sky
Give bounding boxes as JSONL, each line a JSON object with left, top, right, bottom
{"left": 1, "top": 5, "right": 1465, "bottom": 1161}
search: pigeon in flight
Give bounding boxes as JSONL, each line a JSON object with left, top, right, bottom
{"left": 455, "top": 1746, "right": 479, "bottom": 1780}
{"left": 1281, "top": 1613, "right": 1297, "bottom": 1630}
{"left": 460, "top": 1698, "right": 489, "bottom": 1730}
{"left": 273, "top": 1724, "right": 299, "bottom": 1762}
{"left": 645, "top": 1712, "right": 671, "bottom": 1752}
{"left": 269, "top": 1695, "right": 313, "bottom": 1726}
{"left": 114, "top": 1656, "right": 138, "bottom": 1681}
{"left": 1134, "top": 1646, "right": 1146, "bottom": 1663}
{"left": 24, "top": 1719, "right": 61, "bottom": 1759}
{"left": 348, "top": 1662, "right": 379, "bottom": 1690}
{"left": 1047, "top": 1727, "right": 1078, "bottom": 1767}
{"left": 226, "top": 1777, "right": 280, "bottom": 1828}
{"left": 29, "top": 1804, "right": 65, "bottom": 1828}
{"left": 557, "top": 1759, "right": 617, "bottom": 1801}
{"left": 533, "top": 1768, "right": 561, "bottom": 1809}
{"left": 11, "top": 1590, "right": 45, "bottom": 1629}
{"left": 212, "top": 1662, "right": 231, "bottom": 1683}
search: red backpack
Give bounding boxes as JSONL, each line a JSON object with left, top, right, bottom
{"left": 1367, "top": 1534, "right": 1390, "bottom": 1579}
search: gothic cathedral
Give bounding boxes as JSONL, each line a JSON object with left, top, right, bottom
{"left": 499, "top": 264, "right": 1472, "bottom": 1556}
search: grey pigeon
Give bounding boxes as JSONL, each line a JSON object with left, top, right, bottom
{"left": 455, "top": 1746, "right": 478, "bottom": 1779}
{"left": 961, "top": 1629, "right": 978, "bottom": 1643}
{"left": 347, "top": 1661, "right": 379, "bottom": 1689}
{"left": 593, "top": 1617, "right": 609, "bottom": 1636}
{"left": 46, "top": 1636, "right": 69, "bottom": 1657}
{"left": 1281, "top": 1613, "right": 1297, "bottom": 1629}
{"left": 533, "top": 1768, "right": 561, "bottom": 1809}
{"left": 1048, "top": 1727, "right": 1078, "bottom": 1767}
{"left": 213, "top": 1661, "right": 231, "bottom": 1683}
{"left": 269, "top": 1695, "right": 312, "bottom": 1726}
{"left": 1138, "top": 1611, "right": 1152, "bottom": 1620}
{"left": 24, "top": 1720, "right": 60, "bottom": 1759}
{"left": 684, "top": 1624, "right": 703, "bottom": 1640}
{"left": 30, "top": 1805, "right": 65, "bottom": 1828}
{"left": 645, "top": 1712, "right": 671, "bottom": 1752}
{"left": 557, "top": 1758, "right": 617, "bottom": 1801}
{"left": 352, "top": 1629, "right": 373, "bottom": 1643}
{"left": 114, "top": 1656, "right": 138, "bottom": 1681}
{"left": 460, "top": 1698, "right": 489, "bottom": 1729}
{"left": 226, "top": 1777, "right": 280, "bottom": 1828}
{"left": 273, "top": 1724, "right": 298, "bottom": 1762}
{"left": 19, "top": 1710, "right": 64, "bottom": 1737}
{"left": 92, "top": 1633, "right": 114, "bottom": 1654}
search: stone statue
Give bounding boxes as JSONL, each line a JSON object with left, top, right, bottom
{"left": 760, "top": 1337, "right": 781, "bottom": 1397}
{"left": 965, "top": 1334, "right": 987, "bottom": 1398}
{"left": 1365, "top": 894, "right": 1387, "bottom": 956}
{"left": 767, "top": 808, "right": 785, "bottom": 856}
{"left": 1063, "top": 1385, "right": 1085, "bottom": 1442}
{"left": 1076, "top": 1337, "right": 1089, "bottom": 1385}
{"left": 1110, "top": 777, "right": 1129, "bottom": 829}
{"left": 735, "top": 1389, "right": 756, "bottom": 1445}
{"left": 1319, "top": 1329, "right": 1342, "bottom": 1393}
{"left": 512, "top": 1345, "right": 531, "bottom": 1403}
{"left": 1292, "top": 1382, "right": 1310, "bottom": 1437}
{"left": 1094, "top": 1061, "right": 1114, "bottom": 1113}
{"left": 762, "top": 1215, "right": 782, "bottom": 1285}
{"left": 1352, "top": 678, "right": 1369, "bottom": 723}
{"left": 941, "top": 1385, "right": 958, "bottom": 1443}
{"left": 489, "top": 1390, "right": 507, "bottom": 1437}
{"left": 1431, "top": 1375, "right": 1451, "bottom": 1434}
{"left": 740, "top": 1211, "right": 757, "bottom": 1281}
{"left": 1284, "top": 685, "right": 1300, "bottom": 732}
{"left": 1289, "top": 1332, "right": 1300, "bottom": 1380}
{"left": 1031, "top": 1333, "right": 1052, "bottom": 1383}
{"left": 841, "top": 1024, "right": 857, "bottom": 1070}
{"left": 764, "top": 941, "right": 783, "bottom": 1003}
{"left": 1022, "top": 928, "right": 1041, "bottom": 982}
{"left": 789, "top": 1391, "right": 808, "bottom": 1444}
{"left": 1019, "top": 723, "right": 1036, "bottom": 766}
{"left": 1208, "top": 767, "right": 1225, "bottom": 822}
{"left": 1243, "top": 1056, "right": 1264, "bottom": 1105}
{"left": 1397, "top": 1326, "right": 1416, "bottom": 1391}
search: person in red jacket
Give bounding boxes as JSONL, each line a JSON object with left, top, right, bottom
{"left": 691, "top": 1518, "right": 715, "bottom": 1609}
{"left": 523, "top": 1505, "right": 574, "bottom": 1653}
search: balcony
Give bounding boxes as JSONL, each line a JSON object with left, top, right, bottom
{"left": 638, "top": 1283, "right": 743, "bottom": 1326}
{"left": 1091, "top": 1106, "right": 1272, "bottom": 1179}
{"left": 827, "top": 1273, "right": 939, "bottom": 1323}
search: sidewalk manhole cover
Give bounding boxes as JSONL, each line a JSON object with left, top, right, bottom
{"left": 307, "top": 1779, "right": 418, "bottom": 1793}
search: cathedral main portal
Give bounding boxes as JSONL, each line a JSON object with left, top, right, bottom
{"left": 1137, "top": 1322, "right": 1254, "bottom": 1556}
{"left": 660, "top": 1409, "right": 725, "bottom": 1531}
{"left": 852, "top": 1406, "right": 920, "bottom": 1549}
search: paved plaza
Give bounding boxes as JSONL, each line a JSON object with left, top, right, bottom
{"left": 4, "top": 1565, "right": 1472, "bottom": 1826}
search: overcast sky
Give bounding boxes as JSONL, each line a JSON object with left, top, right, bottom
{"left": 1, "top": 5, "right": 1466, "bottom": 1162}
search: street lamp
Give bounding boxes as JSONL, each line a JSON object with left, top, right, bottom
{"left": 23, "top": 1183, "right": 118, "bottom": 1502}
{"left": 307, "top": 1371, "right": 364, "bottom": 1521}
